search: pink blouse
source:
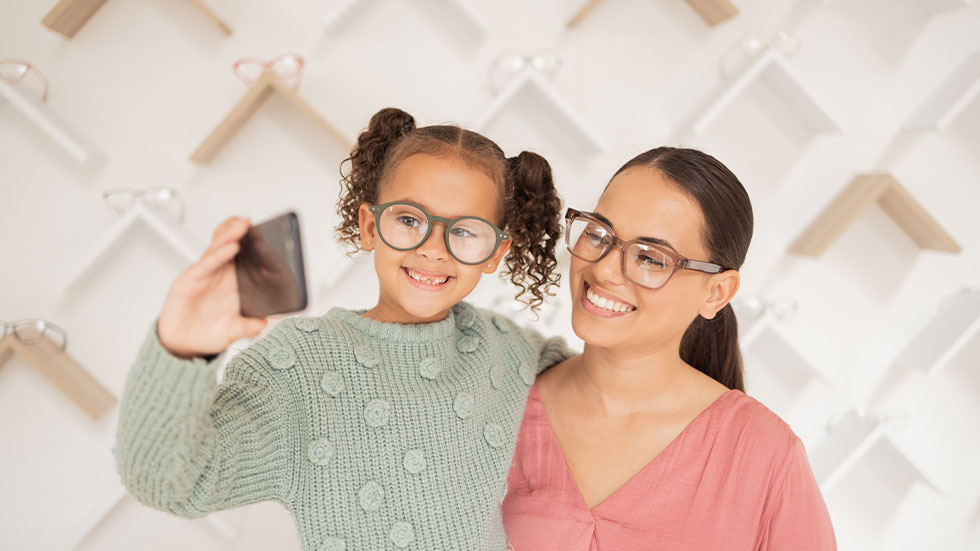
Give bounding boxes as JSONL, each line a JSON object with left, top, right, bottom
{"left": 502, "top": 383, "right": 836, "bottom": 551}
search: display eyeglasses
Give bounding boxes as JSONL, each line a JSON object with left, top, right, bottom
{"left": 0, "top": 59, "right": 49, "bottom": 102}
{"left": 733, "top": 296, "right": 798, "bottom": 321}
{"left": 368, "top": 201, "right": 509, "bottom": 265}
{"left": 2, "top": 319, "right": 67, "bottom": 350}
{"left": 565, "top": 208, "right": 729, "bottom": 290}
{"left": 487, "top": 50, "right": 562, "bottom": 94}
{"left": 233, "top": 53, "right": 305, "bottom": 88}
{"left": 102, "top": 187, "right": 185, "bottom": 223}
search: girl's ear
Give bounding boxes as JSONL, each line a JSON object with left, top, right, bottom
{"left": 698, "top": 270, "right": 740, "bottom": 320}
{"left": 482, "top": 238, "right": 512, "bottom": 274}
{"left": 357, "top": 203, "right": 376, "bottom": 250}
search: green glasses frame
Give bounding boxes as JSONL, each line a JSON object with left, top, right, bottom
{"left": 368, "top": 201, "right": 510, "bottom": 265}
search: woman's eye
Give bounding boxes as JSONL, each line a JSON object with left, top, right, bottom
{"left": 584, "top": 230, "right": 604, "bottom": 243}
{"left": 396, "top": 215, "right": 422, "bottom": 228}
{"left": 638, "top": 255, "right": 667, "bottom": 268}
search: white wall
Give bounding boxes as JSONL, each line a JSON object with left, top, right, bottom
{"left": 1, "top": 0, "right": 979, "bottom": 549}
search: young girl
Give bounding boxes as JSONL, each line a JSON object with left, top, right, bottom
{"left": 502, "top": 147, "right": 835, "bottom": 550}
{"left": 114, "top": 108, "right": 571, "bottom": 550}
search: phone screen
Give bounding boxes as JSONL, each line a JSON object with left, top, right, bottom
{"left": 235, "top": 211, "right": 308, "bottom": 317}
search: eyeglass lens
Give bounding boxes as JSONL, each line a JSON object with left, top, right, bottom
{"left": 565, "top": 216, "right": 674, "bottom": 289}
{"left": 376, "top": 203, "right": 498, "bottom": 264}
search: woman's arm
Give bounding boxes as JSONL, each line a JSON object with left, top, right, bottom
{"left": 113, "top": 323, "right": 295, "bottom": 517}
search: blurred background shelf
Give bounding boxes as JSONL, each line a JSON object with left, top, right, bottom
{"left": 788, "top": 173, "right": 961, "bottom": 257}
{"left": 681, "top": 48, "right": 842, "bottom": 137}
{"left": 905, "top": 51, "right": 980, "bottom": 131}
{"left": 57, "top": 202, "right": 204, "bottom": 293}
{"left": 0, "top": 334, "right": 115, "bottom": 421}
{"left": 895, "top": 287, "right": 980, "bottom": 375}
{"left": 809, "top": 409, "right": 942, "bottom": 495}
{"left": 0, "top": 79, "right": 103, "bottom": 165}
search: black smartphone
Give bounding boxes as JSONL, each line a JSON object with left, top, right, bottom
{"left": 235, "top": 211, "right": 308, "bottom": 317}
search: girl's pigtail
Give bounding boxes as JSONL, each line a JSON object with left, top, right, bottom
{"left": 336, "top": 107, "right": 416, "bottom": 252}
{"left": 502, "top": 151, "right": 563, "bottom": 312}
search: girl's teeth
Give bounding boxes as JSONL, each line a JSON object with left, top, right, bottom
{"left": 408, "top": 270, "right": 449, "bottom": 285}
{"left": 585, "top": 287, "right": 632, "bottom": 312}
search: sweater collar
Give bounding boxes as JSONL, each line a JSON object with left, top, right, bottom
{"left": 327, "top": 302, "right": 472, "bottom": 342}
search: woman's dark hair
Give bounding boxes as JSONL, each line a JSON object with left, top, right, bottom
{"left": 612, "top": 147, "right": 754, "bottom": 392}
{"left": 336, "top": 107, "right": 562, "bottom": 311}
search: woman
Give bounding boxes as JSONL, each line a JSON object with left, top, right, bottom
{"left": 502, "top": 147, "right": 836, "bottom": 550}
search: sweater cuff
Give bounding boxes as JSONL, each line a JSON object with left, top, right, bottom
{"left": 135, "top": 321, "right": 225, "bottom": 390}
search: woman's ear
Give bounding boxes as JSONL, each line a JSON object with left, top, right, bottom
{"left": 482, "top": 238, "right": 512, "bottom": 274}
{"left": 357, "top": 203, "right": 376, "bottom": 250}
{"left": 698, "top": 270, "right": 740, "bottom": 320}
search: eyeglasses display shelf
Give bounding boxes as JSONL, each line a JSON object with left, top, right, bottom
{"left": 0, "top": 79, "right": 104, "bottom": 165}
{"left": 788, "top": 173, "right": 961, "bottom": 257}
{"left": 58, "top": 202, "right": 204, "bottom": 293}
{"left": 472, "top": 69, "right": 608, "bottom": 159}
{"left": 0, "top": 334, "right": 115, "bottom": 421}
{"left": 190, "top": 71, "right": 352, "bottom": 164}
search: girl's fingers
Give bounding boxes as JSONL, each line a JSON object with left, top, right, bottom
{"left": 207, "top": 217, "right": 251, "bottom": 252}
{"left": 190, "top": 240, "right": 241, "bottom": 278}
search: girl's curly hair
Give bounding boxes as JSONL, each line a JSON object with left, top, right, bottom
{"left": 335, "top": 107, "right": 562, "bottom": 311}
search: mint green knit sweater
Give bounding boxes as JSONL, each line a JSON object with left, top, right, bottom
{"left": 114, "top": 302, "right": 571, "bottom": 550}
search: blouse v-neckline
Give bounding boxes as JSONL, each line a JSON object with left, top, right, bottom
{"left": 528, "top": 381, "right": 740, "bottom": 514}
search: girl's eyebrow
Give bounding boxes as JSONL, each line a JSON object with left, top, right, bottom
{"left": 593, "top": 211, "right": 678, "bottom": 252}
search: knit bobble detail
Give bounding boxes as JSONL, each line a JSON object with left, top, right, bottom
{"left": 358, "top": 480, "right": 385, "bottom": 511}
{"left": 484, "top": 423, "right": 505, "bottom": 448}
{"left": 319, "top": 536, "right": 346, "bottom": 551}
{"left": 389, "top": 522, "right": 415, "bottom": 548}
{"left": 457, "top": 309, "right": 477, "bottom": 329}
{"left": 456, "top": 335, "right": 480, "bottom": 353}
{"left": 308, "top": 438, "right": 335, "bottom": 466}
{"left": 492, "top": 316, "right": 509, "bottom": 333}
{"left": 364, "top": 399, "right": 392, "bottom": 427}
{"left": 403, "top": 449, "right": 426, "bottom": 474}
{"left": 354, "top": 345, "right": 380, "bottom": 368}
{"left": 320, "top": 371, "right": 345, "bottom": 397}
{"left": 296, "top": 318, "right": 320, "bottom": 333}
{"left": 519, "top": 362, "right": 536, "bottom": 386}
{"left": 489, "top": 363, "right": 504, "bottom": 389}
{"left": 419, "top": 358, "right": 442, "bottom": 380}
{"left": 269, "top": 347, "right": 296, "bottom": 370}
{"left": 453, "top": 392, "right": 474, "bottom": 419}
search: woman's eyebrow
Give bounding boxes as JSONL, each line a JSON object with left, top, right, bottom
{"left": 593, "top": 211, "right": 678, "bottom": 252}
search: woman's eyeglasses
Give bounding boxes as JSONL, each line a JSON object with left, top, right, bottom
{"left": 0, "top": 59, "right": 49, "bottom": 102}
{"left": 233, "top": 53, "right": 305, "bottom": 88}
{"left": 565, "top": 208, "right": 728, "bottom": 290}
{"left": 368, "top": 201, "right": 509, "bottom": 265}
{"left": 2, "top": 319, "right": 67, "bottom": 350}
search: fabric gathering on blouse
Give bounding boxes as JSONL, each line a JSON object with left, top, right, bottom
{"left": 113, "top": 302, "right": 572, "bottom": 551}
{"left": 502, "top": 383, "right": 837, "bottom": 551}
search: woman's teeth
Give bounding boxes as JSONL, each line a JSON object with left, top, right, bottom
{"left": 586, "top": 287, "right": 634, "bottom": 313}
{"left": 407, "top": 269, "right": 450, "bottom": 285}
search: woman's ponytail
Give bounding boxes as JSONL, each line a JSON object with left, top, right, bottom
{"left": 501, "top": 151, "right": 563, "bottom": 312}
{"left": 336, "top": 108, "right": 417, "bottom": 252}
{"left": 679, "top": 304, "right": 744, "bottom": 392}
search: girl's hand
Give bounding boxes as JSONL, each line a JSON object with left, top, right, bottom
{"left": 157, "top": 217, "right": 269, "bottom": 359}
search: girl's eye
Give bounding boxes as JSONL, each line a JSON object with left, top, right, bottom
{"left": 450, "top": 227, "right": 476, "bottom": 239}
{"left": 396, "top": 215, "right": 422, "bottom": 229}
